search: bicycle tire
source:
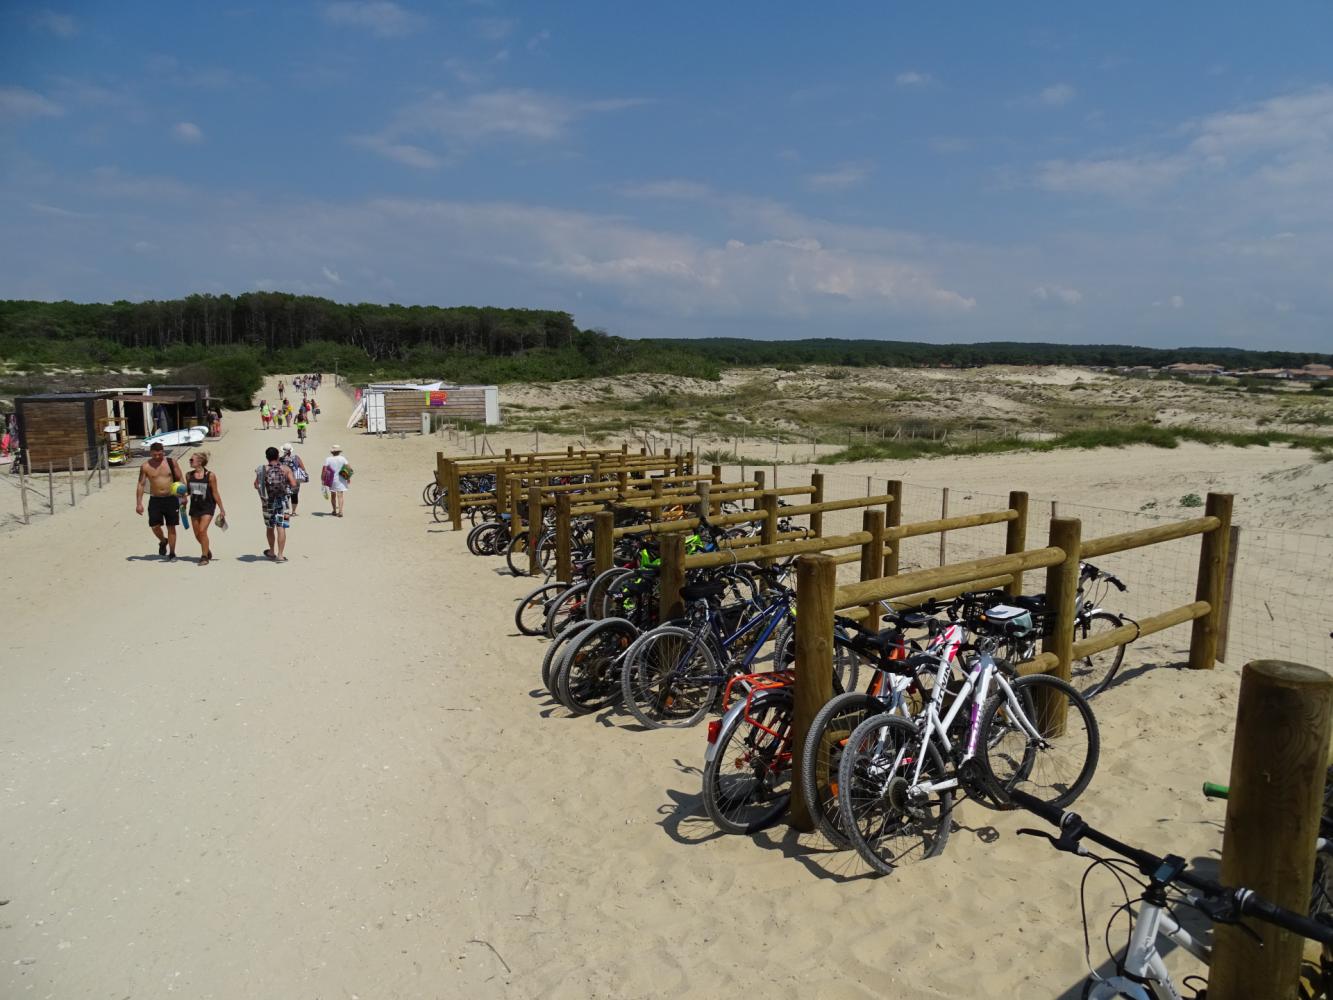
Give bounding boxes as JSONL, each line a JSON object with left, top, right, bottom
{"left": 587, "top": 567, "right": 633, "bottom": 620}
{"left": 505, "top": 533, "right": 531, "bottom": 576}
{"left": 979, "top": 673, "right": 1099, "bottom": 809}
{"left": 541, "top": 619, "right": 596, "bottom": 693}
{"left": 621, "top": 625, "right": 721, "bottom": 729}
{"left": 702, "top": 688, "right": 794, "bottom": 834}
{"left": 545, "top": 581, "right": 590, "bottom": 638}
{"left": 515, "top": 581, "right": 568, "bottom": 637}
{"left": 555, "top": 618, "right": 636, "bottom": 714}
{"left": 837, "top": 713, "right": 953, "bottom": 874}
{"left": 1071, "top": 611, "right": 1127, "bottom": 698}
{"left": 466, "top": 520, "right": 499, "bottom": 555}
{"left": 799, "top": 691, "right": 887, "bottom": 847}
{"left": 771, "top": 622, "right": 863, "bottom": 692}
{"left": 432, "top": 496, "right": 451, "bottom": 523}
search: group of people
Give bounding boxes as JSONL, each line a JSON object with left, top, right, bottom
{"left": 258, "top": 395, "right": 317, "bottom": 439}
{"left": 286, "top": 374, "right": 321, "bottom": 395}
{"left": 136, "top": 398, "right": 351, "bottom": 563}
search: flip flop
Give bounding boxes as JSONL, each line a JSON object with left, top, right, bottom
{"left": 263, "top": 549, "right": 274, "bottom": 559}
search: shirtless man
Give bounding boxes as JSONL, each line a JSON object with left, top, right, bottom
{"left": 135, "top": 441, "right": 184, "bottom": 560}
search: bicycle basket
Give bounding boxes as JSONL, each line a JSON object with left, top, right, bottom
{"left": 976, "top": 604, "right": 1036, "bottom": 638}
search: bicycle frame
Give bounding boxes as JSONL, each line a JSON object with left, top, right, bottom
{"left": 1084, "top": 897, "right": 1208, "bottom": 1000}
{"left": 666, "top": 592, "right": 793, "bottom": 688}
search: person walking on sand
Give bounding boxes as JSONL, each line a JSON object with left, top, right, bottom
{"left": 259, "top": 399, "right": 271, "bottom": 430}
{"left": 322, "top": 444, "right": 350, "bottom": 517}
{"left": 185, "top": 451, "right": 225, "bottom": 565}
{"left": 280, "top": 444, "right": 309, "bottom": 516}
{"left": 254, "top": 446, "right": 296, "bottom": 562}
{"left": 135, "top": 441, "right": 185, "bottom": 561}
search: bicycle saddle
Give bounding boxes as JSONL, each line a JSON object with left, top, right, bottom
{"left": 680, "top": 580, "right": 726, "bottom": 603}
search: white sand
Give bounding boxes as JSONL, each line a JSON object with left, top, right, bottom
{"left": 2, "top": 377, "right": 1329, "bottom": 998}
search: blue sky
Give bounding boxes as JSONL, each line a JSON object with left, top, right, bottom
{"left": 3, "top": 3, "right": 1333, "bottom": 351}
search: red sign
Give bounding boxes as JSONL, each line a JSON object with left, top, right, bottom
{"left": 428, "top": 391, "right": 448, "bottom": 407}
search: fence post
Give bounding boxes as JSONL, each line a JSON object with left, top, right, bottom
{"left": 789, "top": 553, "right": 836, "bottom": 832}
{"left": 527, "top": 486, "right": 542, "bottom": 575}
{"left": 938, "top": 487, "right": 949, "bottom": 566}
{"left": 1209, "top": 660, "right": 1333, "bottom": 1000}
{"left": 617, "top": 470, "right": 629, "bottom": 496}
{"left": 555, "top": 494, "right": 572, "bottom": 583}
{"left": 709, "top": 465, "right": 721, "bottom": 515}
{"left": 593, "top": 510, "right": 615, "bottom": 574}
{"left": 1005, "top": 490, "right": 1029, "bottom": 597}
{"left": 1216, "top": 525, "right": 1242, "bottom": 663}
{"left": 809, "top": 471, "right": 825, "bottom": 537}
{"left": 884, "top": 480, "right": 903, "bottom": 576}
{"left": 697, "top": 481, "right": 711, "bottom": 523}
{"left": 759, "top": 491, "right": 778, "bottom": 568}
{"left": 82, "top": 453, "right": 90, "bottom": 496}
{"left": 751, "top": 470, "right": 765, "bottom": 509}
{"left": 658, "top": 532, "right": 686, "bottom": 622}
{"left": 20, "top": 465, "right": 30, "bottom": 524}
{"left": 1189, "top": 492, "right": 1234, "bottom": 671}
{"left": 48, "top": 469, "right": 54, "bottom": 511}
{"left": 509, "top": 475, "right": 523, "bottom": 539}
{"left": 1039, "top": 516, "right": 1082, "bottom": 736}
{"left": 445, "top": 459, "right": 463, "bottom": 530}
{"left": 859, "top": 510, "right": 886, "bottom": 627}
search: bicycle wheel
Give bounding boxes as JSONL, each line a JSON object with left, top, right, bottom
{"left": 621, "top": 625, "right": 721, "bottom": 729}
{"left": 432, "top": 496, "right": 451, "bottom": 523}
{"left": 587, "top": 567, "right": 633, "bottom": 620}
{"left": 542, "top": 619, "right": 596, "bottom": 693}
{"left": 545, "top": 582, "right": 590, "bottom": 638}
{"left": 702, "top": 689, "right": 794, "bottom": 834}
{"left": 466, "top": 521, "right": 498, "bottom": 555}
{"left": 515, "top": 581, "right": 568, "bottom": 636}
{"left": 505, "top": 533, "right": 531, "bottom": 576}
{"left": 799, "top": 691, "right": 885, "bottom": 847}
{"left": 1071, "top": 611, "right": 1127, "bottom": 698}
{"left": 837, "top": 714, "right": 953, "bottom": 874}
{"left": 771, "top": 623, "right": 862, "bottom": 692}
{"left": 556, "top": 618, "right": 636, "bottom": 714}
{"left": 979, "top": 673, "right": 1099, "bottom": 809}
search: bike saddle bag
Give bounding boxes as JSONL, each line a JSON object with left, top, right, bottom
{"left": 977, "top": 603, "right": 1035, "bottom": 638}
{"left": 680, "top": 579, "right": 726, "bottom": 603}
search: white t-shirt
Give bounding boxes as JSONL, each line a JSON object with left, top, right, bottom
{"left": 324, "top": 454, "right": 349, "bottom": 492}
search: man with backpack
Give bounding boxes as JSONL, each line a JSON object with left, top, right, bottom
{"left": 135, "top": 441, "right": 185, "bottom": 560}
{"left": 254, "top": 445, "right": 297, "bottom": 562}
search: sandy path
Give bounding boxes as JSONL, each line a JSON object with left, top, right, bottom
{"left": 0, "top": 382, "right": 1290, "bottom": 998}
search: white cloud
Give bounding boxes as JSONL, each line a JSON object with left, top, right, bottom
{"left": 173, "top": 121, "right": 204, "bottom": 143}
{"left": 0, "top": 86, "right": 64, "bottom": 119}
{"left": 1170, "top": 294, "right": 1184, "bottom": 309}
{"left": 1038, "top": 83, "right": 1076, "bottom": 107}
{"left": 322, "top": 266, "right": 343, "bottom": 284}
{"left": 323, "top": 2, "right": 423, "bottom": 38}
{"left": 806, "top": 161, "right": 873, "bottom": 190}
{"left": 1032, "top": 284, "right": 1083, "bottom": 306}
{"left": 30, "top": 10, "right": 77, "bottom": 37}
{"left": 1037, "top": 155, "right": 1189, "bottom": 195}
{"left": 358, "top": 89, "right": 643, "bottom": 165}
{"left": 895, "top": 70, "right": 932, "bottom": 88}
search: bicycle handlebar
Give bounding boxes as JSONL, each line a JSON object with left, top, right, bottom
{"left": 1008, "top": 788, "right": 1333, "bottom": 945}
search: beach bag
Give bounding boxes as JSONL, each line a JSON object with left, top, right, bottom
{"left": 338, "top": 464, "right": 353, "bottom": 482}
{"left": 321, "top": 465, "right": 335, "bottom": 488}
{"left": 255, "top": 464, "right": 268, "bottom": 500}
{"left": 295, "top": 466, "right": 309, "bottom": 483}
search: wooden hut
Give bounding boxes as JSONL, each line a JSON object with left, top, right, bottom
{"left": 14, "top": 393, "right": 109, "bottom": 473}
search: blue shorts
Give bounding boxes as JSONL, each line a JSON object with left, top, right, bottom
{"left": 263, "top": 498, "right": 290, "bottom": 529}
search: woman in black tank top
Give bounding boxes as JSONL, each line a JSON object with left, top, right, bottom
{"left": 186, "top": 452, "right": 225, "bottom": 565}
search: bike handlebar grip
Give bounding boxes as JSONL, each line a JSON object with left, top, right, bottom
{"left": 1201, "top": 781, "right": 1229, "bottom": 800}
{"left": 1237, "top": 889, "right": 1333, "bottom": 944}
{"left": 1007, "top": 787, "right": 1068, "bottom": 826}
{"left": 1110, "top": 575, "right": 1127, "bottom": 591}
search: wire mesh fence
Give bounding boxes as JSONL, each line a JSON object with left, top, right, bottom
{"left": 720, "top": 462, "right": 1332, "bottom": 672}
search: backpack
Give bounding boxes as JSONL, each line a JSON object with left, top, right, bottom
{"left": 257, "top": 462, "right": 289, "bottom": 501}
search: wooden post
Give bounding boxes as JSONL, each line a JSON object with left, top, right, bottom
{"left": 1004, "top": 490, "right": 1029, "bottom": 597}
{"left": 708, "top": 465, "right": 721, "bottom": 515}
{"left": 617, "top": 470, "right": 629, "bottom": 496}
{"left": 509, "top": 476, "right": 523, "bottom": 539}
{"left": 658, "top": 532, "right": 686, "bottom": 622}
{"left": 48, "top": 469, "right": 54, "bottom": 511}
{"left": 1209, "top": 660, "right": 1333, "bottom": 1000}
{"left": 527, "top": 486, "right": 542, "bottom": 575}
{"left": 590, "top": 458, "right": 601, "bottom": 485}
{"left": 445, "top": 459, "right": 463, "bottom": 530}
{"left": 1038, "top": 517, "right": 1082, "bottom": 736}
{"left": 789, "top": 553, "right": 836, "bottom": 832}
{"left": 82, "top": 453, "right": 90, "bottom": 496}
{"left": 809, "top": 472, "right": 825, "bottom": 537}
{"left": 859, "top": 510, "right": 886, "bottom": 627}
{"left": 752, "top": 470, "right": 764, "bottom": 509}
{"left": 505, "top": 448, "right": 512, "bottom": 461}
{"left": 938, "top": 487, "right": 949, "bottom": 566}
{"left": 567, "top": 445, "right": 574, "bottom": 458}
{"left": 67, "top": 457, "right": 75, "bottom": 505}
{"left": 1216, "top": 525, "right": 1242, "bottom": 663}
{"left": 1189, "top": 492, "right": 1234, "bottom": 670}
{"left": 19, "top": 465, "right": 30, "bottom": 524}
{"left": 697, "top": 481, "right": 711, "bottom": 522}
{"left": 651, "top": 478, "right": 664, "bottom": 499}
{"left": 759, "top": 491, "right": 778, "bottom": 568}
{"left": 675, "top": 455, "right": 684, "bottom": 477}
{"left": 593, "top": 510, "right": 615, "bottom": 574}
{"left": 555, "top": 494, "right": 572, "bottom": 583}
{"left": 884, "top": 479, "right": 903, "bottom": 577}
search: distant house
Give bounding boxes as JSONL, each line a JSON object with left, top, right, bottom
{"left": 1164, "top": 362, "right": 1224, "bottom": 375}
{"left": 1246, "top": 368, "right": 1292, "bottom": 379}
{"left": 1293, "top": 364, "right": 1333, "bottom": 381}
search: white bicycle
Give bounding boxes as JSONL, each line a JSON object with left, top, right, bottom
{"left": 1011, "top": 787, "right": 1333, "bottom": 999}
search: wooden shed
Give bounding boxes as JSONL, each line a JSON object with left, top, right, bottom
{"left": 15, "top": 393, "right": 109, "bottom": 473}
{"left": 358, "top": 383, "right": 500, "bottom": 433}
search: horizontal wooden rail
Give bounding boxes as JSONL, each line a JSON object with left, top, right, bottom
{"left": 721, "top": 529, "right": 811, "bottom": 549}
{"left": 1078, "top": 516, "right": 1220, "bottom": 559}
{"left": 611, "top": 508, "right": 769, "bottom": 539}
{"left": 887, "top": 508, "right": 1016, "bottom": 540}
{"left": 834, "top": 546, "right": 1066, "bottom": 610}
{"left": 780, "top": 493, "right": 895, "bottom": 517}
{"left": 838, "top": 573, "right": 1017, "bottom": 622}
{"left": 1016, "top": 600, "right": 1212, "bottom": 676}
{"left": 683, "top": 531, "right": 872, "bottom": 569}
{"left": 832, "top": 546, "right": 892, "bottom": 566}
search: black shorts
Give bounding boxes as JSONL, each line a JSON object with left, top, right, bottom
{"left": 148, "top": 495, "right": 180, "bottom": 528}
{"left": 189, "top": 501, "right": 217, "bottom": 519}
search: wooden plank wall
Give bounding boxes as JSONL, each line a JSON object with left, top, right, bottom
{"left": 20, "top": 400, "right": 95, "bottom": 472}
{"left": 382, "top": 389, "right": 488, "bottom": 433}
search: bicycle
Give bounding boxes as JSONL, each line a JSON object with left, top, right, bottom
{"left": 1010, "top": 786, "right": 1333, "bottom": 999}
{"left": 837, "top": 610, "right": 1100, "bottom": 874}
